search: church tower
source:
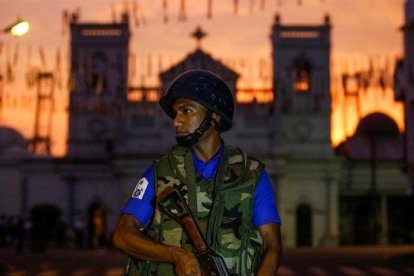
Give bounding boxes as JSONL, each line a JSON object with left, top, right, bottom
{"left": 271, "top": 15, "right": 339, "bottom": 247}
{"left": 272, "top": 14, "right": 332, "bottom": 157}
{"left": 67, "top": 15, "right": 130, "bottom": 157}
{"left": 394, "top": 0, "right": 414, "bottom": 191}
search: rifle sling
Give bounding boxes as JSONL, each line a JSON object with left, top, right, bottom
{"left": 183, "top": 145, "right": 229, "bottom": 249}
{"left": 184, "top": 148, "right": 199, "bottom": 224}
{"left": 206, "top": 146, "right": 228, "bottom": 248}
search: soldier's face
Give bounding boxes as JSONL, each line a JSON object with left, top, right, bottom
{"left": 172, "top": 98, "right": 207, "bottom": 137}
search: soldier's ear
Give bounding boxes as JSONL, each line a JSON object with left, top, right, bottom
{"left": 211, "top": 113, "right": 221, "bottom": 130}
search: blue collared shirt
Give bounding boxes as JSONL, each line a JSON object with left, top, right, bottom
{"left": 122, "top": 147, "right": 281, "bottom": 228}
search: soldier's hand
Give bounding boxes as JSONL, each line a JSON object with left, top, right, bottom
{"left": 172, "top": 248, "right": 202, "bottom": 276}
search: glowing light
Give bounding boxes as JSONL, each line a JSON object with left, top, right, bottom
{"left": 236, "top": 88, "right": 274, "bottom": 104}
{"left": 147, "top": 91, "right": 159, "bottom": 102}
{"left": 330, "top": 85, "right": 404, "bottom": 147}
{"left": 236, "top": 91, "right": 254, "bottom": 103}
{"left": 293, "top": 80, "right": 309, "bottom": 92}
{"left": 9, "top": 20, "right": 30, "bottom": 37}
{"left": 127, "top": 90, "right": 159, "bottom": 102}
{"left": 128, "top": 91, "right": 143, "bottom": 102}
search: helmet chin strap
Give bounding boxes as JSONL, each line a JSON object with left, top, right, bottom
{"left": 176, "top": 110, "right": 213, "bottom": 147}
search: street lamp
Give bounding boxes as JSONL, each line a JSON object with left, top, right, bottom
{"left": 2, "top": 18, "right": 30, "bottom": 37}
{"left": 0, "top": 17, "right": 30, "bottom": 123}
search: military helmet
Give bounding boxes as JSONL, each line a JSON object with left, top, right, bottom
{"left": 160, "top": 69, "right": 234, "bottom": 132}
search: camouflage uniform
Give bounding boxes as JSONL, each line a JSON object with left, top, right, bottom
{"left": 126, "top": 144, "right": 264, "bottom": 275}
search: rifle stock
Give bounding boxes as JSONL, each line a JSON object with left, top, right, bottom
{"left": 157, "top": 186, "right": 229, "bottom": 276}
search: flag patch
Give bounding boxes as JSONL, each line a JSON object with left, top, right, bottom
{"left": 132, "top": 177, "right": 149, "bottom": 200}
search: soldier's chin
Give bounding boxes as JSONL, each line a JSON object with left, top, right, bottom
{"left": 175, "top": 133, "right": 197, "bottom": 147}
{"left": 176, "top": 134, "right": 186, "bottom": 138}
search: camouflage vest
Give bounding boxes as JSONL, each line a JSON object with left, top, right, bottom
{"left": 126, "top": 144, "right": 264, "bottom": 276}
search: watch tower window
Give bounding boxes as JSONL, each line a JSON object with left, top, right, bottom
{"left": 293, "top": 56, "right": 311, "bottom": 93}
{"left": 86, "top": 52, "right": 108, "bottom": 94}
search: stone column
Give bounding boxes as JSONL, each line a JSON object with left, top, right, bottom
{"left": 64, "top": 175, "right": 77, "bottom": 226}
{"left": 20, "top": 173, "right": 29, "bottom": 218}
{"left": 321, "top": 175, "right": 338, "bottom": 246}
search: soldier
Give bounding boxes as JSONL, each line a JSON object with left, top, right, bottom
{"left": 113, "top": 69, "right": 282, "bottom": 275}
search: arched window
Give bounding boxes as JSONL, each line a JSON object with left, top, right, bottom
{"left": 85, "top": 52, "right": 108, "bottom": 94}
{"left": 293, "top": 56, "right": 311, "bottom": 93}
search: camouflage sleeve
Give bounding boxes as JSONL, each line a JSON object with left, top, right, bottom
{"left": 252, "top": 170, "right": 282, "bottom": 228}
{"left": 121, "top": 164, "right": 156, "bottom": 228}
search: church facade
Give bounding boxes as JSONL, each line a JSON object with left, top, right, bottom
{"left": 0, "top": 8, "right": 412, "bottom": 248}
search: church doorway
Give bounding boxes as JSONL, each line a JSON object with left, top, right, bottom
{"left": 388, "top": 196, "right": 414, "bottom": 244}
{"left": 30, "top": 204, "right": 64, "bottom": 252}
{"left": 340, "top": 196, "right": 379, "bottom": 245}
{"left": 296, "top": 204, "right": 312, "bottom": 246}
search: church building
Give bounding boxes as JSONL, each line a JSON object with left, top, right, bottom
{"left": 0, "top": 7, "right": 412, "bottom": 249}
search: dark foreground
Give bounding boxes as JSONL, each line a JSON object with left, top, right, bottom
{"left": 1, "top": 246, "right": 413, "bottom": 275}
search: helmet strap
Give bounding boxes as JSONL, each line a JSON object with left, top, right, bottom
{"left": 176, "top": 110, "right": 213, "bottom": 147}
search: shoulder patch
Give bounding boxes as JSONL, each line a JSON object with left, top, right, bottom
{"left": 132, "top": 177, "right": 149, "bottom": 200}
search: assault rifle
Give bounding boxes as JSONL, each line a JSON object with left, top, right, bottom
{"left": 157, "top": 186, "right": 229, "bottom": 276}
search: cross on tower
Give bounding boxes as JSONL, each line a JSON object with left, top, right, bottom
{"left": 191, "top": 26, "right": 207, "bottom": 49}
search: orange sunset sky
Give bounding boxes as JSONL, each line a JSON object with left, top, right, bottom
{"left": 0, "top": 0, "right": 406, "bottom": 156}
